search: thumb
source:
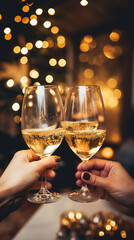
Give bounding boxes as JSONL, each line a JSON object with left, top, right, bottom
{"left": 33, "top": 155, "right": 61, "bottom": 173}
{"left": 81, "top": 171, "right": 108, "bottom": 189}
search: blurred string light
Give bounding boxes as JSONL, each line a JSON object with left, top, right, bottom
{"left": 43, "top": 20, "right": 51, "bottom": 28}
{"left": 48, "top": 8, "right": 55, "bottom": 15}
{"left": 12, "top": 102, "right": 20, "bottom": 111}
{"left": 29, "top": 69, "right": 39, "bottom": 79}
{"left": 6, "top": 79, "right": 14, "bottom": 88}
{"left": 45, "top": 75, "right": 53, "bottom": 83}
{"left": 101, "top": 147, "right": 114, "bottom": 159}
{"left": 35, "top": 8, "right": 43, "bottom": 15}
{"left": 21, "top": 47, "right": 28, "bottom": 54}
{"left": 109, "top": 31, "right": 120, "bottom": 42}
{"left": 4, "top": 27, "right": 11, "bottom": 34}
{"left": 35, "top": 40, "right": 43, "bottom": 48}
{"left": 22, "top": 5, "right": 30, "bottom": 12}
{"left": 51, "top": 26, "right": 59, "bottom": 34}
{"left": 49, "top": 58, "right": 57, "bottom": 66}
{"left": 0, "top": 13, "right": 2, "bottom": 20}
{"left": 80, "top": 0, "right": 88, "bottom": 6}
{"left": 30, "top": 18, "right": 37, "bottom": 26}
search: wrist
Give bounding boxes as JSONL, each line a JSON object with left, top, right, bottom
{"left": 0, "top": 176, "right": 13, "bottom": 207}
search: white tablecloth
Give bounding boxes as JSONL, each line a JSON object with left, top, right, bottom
{"left": 13, "top": 193, "right": 134, "bottom": 240}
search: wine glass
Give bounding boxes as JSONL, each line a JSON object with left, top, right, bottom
{"left": 64, "top": 85, "right": 106, "bottom": 202}
{"left": 21, "top": 85, "right": 64, "bottom": 204}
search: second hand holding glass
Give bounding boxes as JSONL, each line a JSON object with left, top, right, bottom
{"left": 64, "top": 85, "right": 106, "bottom": 202}
{"left": 21, "top": 85, "right": 64, "bottom": 204}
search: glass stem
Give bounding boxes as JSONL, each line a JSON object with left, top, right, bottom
{"left": 40, "top": 176, "right": 48, "bottom": 194}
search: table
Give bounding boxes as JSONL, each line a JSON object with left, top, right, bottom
{"left": 13, "top": 193, "right": 134, "bottom": 240}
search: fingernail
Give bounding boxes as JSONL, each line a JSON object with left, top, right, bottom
{"left": 55, "top": 157, "right": 61, "bottom": 162}
{"left": 83, "top": 172, "right": 90, "bottom": 180}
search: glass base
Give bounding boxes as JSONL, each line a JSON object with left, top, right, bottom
{"left": 68, "top": 186, "right": 99, "bottom": 203}
{"left": 27, "top": 189, "right": 61, "bottom": 204}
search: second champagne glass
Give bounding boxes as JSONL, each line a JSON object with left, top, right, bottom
{"left": 64, "top": 85, "right": 106, "bottom": 202}
{"left": 21, "top": 85, "right": 64, "bottom": 204}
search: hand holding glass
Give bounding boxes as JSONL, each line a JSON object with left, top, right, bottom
{"left": 21, "top": 85, "right": 64, "bottom": 204}
{"left": 64, "top": 85, "right": 106, "bottom": 202}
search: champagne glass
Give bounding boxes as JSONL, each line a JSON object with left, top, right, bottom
{"left": 64, "top": 85, "right": 106, "bottom": 202}
{"left": 21, "top": 85, "right": 64, "bottom": 204}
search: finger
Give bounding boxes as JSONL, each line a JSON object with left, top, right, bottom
{"left": 75, "top": 171, "right": 82, "bottom": 179}
{"left": 81, "top": 171, "right": 108, "bottom": 188}
{"left": 76, "top": 179, "right": 83, "bottom": 187}
{"left": 77, "top": 158, "right": 113, "bottom": 171}
{"left": 42, "top": 169, "right": 56, "bottom": 178}
{"left": 32, "top": 155, "right": 61, "bottom": 174}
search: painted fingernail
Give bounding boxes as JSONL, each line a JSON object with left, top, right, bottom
{"left": 83, "top": 172, "right": 90, "bottom": 180}
{"left": 55, "top": 157, "right": 61, "bottom": 162}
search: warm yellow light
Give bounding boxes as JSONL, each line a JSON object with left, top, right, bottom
{"left": 22, "top": 5, "right": 29, "bottom": 12}
{"left": 113, "top": 89, "right": 122, "bottom": 99}
{"left": 28, "top": 101, "right": 33, "bottom": 107}
{"left": 76, "top": 212, "right": 82, "bottom": 220}
{"left": 106, "top": 224, "right": 111, "bottom": 231}
{"left": 30, "top": 19, "right": 37, "bottom": 26}
{"left": 101, "top": 147, "right": 114, "bottom": 159}
{"left": 84, "top": 35, "right": 93, "bottom": 43}
{"left": 45, "top": 75, "right": 53, "bottom": 83}
{"left": 14, "top": 15, "right": 21, "bottom": 23}
{"left": 61, "top": 218, "right": 69, "bottom": 226}
{"left": 22, "top": 17, "right": 29, "bottom": 24}
{"left": 120, "top": 230, "right": 127, "bottom": 238}
{"left": 108, "top": 97, "right": 118, "bottom": 108}
{"left": 6, "top": 79, "right": 14, "bottom": 88}
{"left": 84, "top": 68, "right": 94, "bottom": 78}
{"left": 35, "top": 8, "right": 43, "bottom": 15}
{"left": 35, "top": 40, "right": 43, "bottom": 48}
{"left": 42, "top": 41, "right": 49, "bottom": 48}
{"left": 20, "top": 76, "right": 28, "bottom": 85}
{"left": 21, "top": 47, "right": 28, "bottom": 55}
{"left": 49, "top": 58, "right": 57, "bottom": 66}
{"left": 13, "top": 46, "right": 21, "bottom": 54}
{"left": 30, "top": 14, "right": 37, "bottom": 20}
{"left": 80, "top": 42, "right": 89, "bottom": 52}
{"left": 58, "top": 59, "right": 66, "bottom": 67}
{"left": 80, "top": 0, "right": 88, "bottom": 6}
{"left": 51, "top": 26, "right": 59, "bottom": 34}
{"left": 110, "top": 220, "right": 116, "bottom": 227}
{"left": 57, "top": 42, "right": 66, "bottom": 48}
{"left": 20, "top": 56, "right": 28, "bottom": 64}
{"left": 4, "top": 34, "right": 12, "bottom": 40}
{"left": 26, "top": 42, "right": 33, "bottom": 50}
{"left": 103, "top": 45, "right": 122, "bottom": 59}
{"left": 12, "top": 102, "right": 20, "bottom": 111}
{"left": 68, "top": 211, "right": 75, "bottom": 219}
{"left": 4, "top": 27, "right": 11, "bottom": 34}
{"left": 107, "top": 77, "right": 117, "bottom": 88}
{"left": 29, "top": 69, "right": 39, "bottom": 79}
{"left": 99, "top": 231, "right": 104, "bottom": 237}
{"left": 43, "top": 21, "right": 51, "bottom": 28}
{"left": 14, "top": 115, "right": 21, "bottom": 124}
{"left": 48, "top": 8, "right": 55, "bottom": 15}
{"left": 110, "top": 32, "right": 120, "bottom": 42}
{"left": 57, "top": 35, "right": 65, "bottom": 44}
{"left": 0, "top": 14, "right": 2, "bottom": 20}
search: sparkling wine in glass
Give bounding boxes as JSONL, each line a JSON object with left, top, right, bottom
{"left": 64, "top": 85, "right": 106, "bottom": 202}
{"left": 21, "top": 85, "right": 64, "bottom": 204}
